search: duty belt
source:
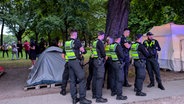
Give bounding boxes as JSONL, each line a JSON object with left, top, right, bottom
{"left": 134, "top": 59, "right": 146, "bottom": 63}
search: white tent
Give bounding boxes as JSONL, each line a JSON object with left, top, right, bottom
{"left": 144, "top": 23, "right": 184, "bottom": 71}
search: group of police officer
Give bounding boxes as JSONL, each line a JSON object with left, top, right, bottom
{"left": 60, "top": 29, "right": 165, "bottom": 104}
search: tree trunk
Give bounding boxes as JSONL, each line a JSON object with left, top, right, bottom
{"left": 88, "top": 35, "right": 91, "bottom": 47}
{"left": 64, "top": 17, "right": 68, "bottom": 42}
{"left": 0, "top": 19, "right": 5, "bottom": 46}
{"left": 48, "top": 32, "right": 51, "bottom": 46}
{"left": 16, "top": 28, "right": 25, "bottom": 42}
{"left": 105, "top": 0, "right": 130, "bottom": 38}
{"left": 82, "top": 31, "right": 87, "bottom": 47}
{"left": 35, "top": 32, "right": 39, "bottom": 45}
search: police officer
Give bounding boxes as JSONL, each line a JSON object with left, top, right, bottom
{"left": 121, "top": 28, "right": 132, "bottom": 87}
{"left": 130, "top": 34, "right": 150, "bottom": 96}
{"left": 92, "top": 31, "right": 107, "bottom": 103}
{"left": 143, "top": 32, "right": 165, "bottom": 90}
{"left": 104, "top": 36, "right": 113, "bottom": 89}
{"left": 64, "top": 29, "right": 92, "bottom": 104}
{"left": 110, "top": 35, "right": 128, "bottom": 100}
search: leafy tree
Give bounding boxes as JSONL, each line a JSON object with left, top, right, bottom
{"left": 129, "top": 0, "right": 184, "bottom": 37}
{"left": 0, "top": 0, "right": 9, "bottom": 46}
{"left": 1, "top": 0, "right": 36, "bottom": 42}
{"left": 82, "top": 0, "right": 107, "bottom": 46}
{"left": 36, "top": 15, "right": 64, "bottom": 45}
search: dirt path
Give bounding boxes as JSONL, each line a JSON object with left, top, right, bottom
{"left": 0, "top": 66, "right": 184, "bottom": 101}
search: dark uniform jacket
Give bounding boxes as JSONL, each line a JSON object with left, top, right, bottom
{"left": 143, "top": 39, "right": 161, "bottom": 57}
{"left": 114, "top": 42, "right": 124, "bottom": 62}
{"left": 64, "top": 38, "right": 87, "bottom": 60}
{"left": 96, "top": 39, "right": 106, "bottom": 58}
{"left": 136, "top": 42, "right": 150, "bottom": 60}
{"left": 121, "top": 35, "right": 131, "bottom": 61}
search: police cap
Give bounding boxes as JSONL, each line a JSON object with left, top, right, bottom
{"left": 146, "top": 32, "right": 153, "bottom": 36}
{"left": 135, "top": 34, "right": 143, "bottom": 40}
{"left": 114, "top": 34, "right": 121, "bottom": 39}
{"left": 98, "top": 31, "right": 105, "bottom": 36}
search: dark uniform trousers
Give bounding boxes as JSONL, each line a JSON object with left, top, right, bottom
{"left": 86, "top": 57, "right": 94, "bottom": 89}
{"left": 134, "top": 60, "right": 146, "bottom": 92}
{"left": 111, "top": 61, "right": 124, "bottom": 96}
{"left": 146, "top": 57, "right": 161, "bottom": 84}
{"left": 61, "top": 62, "right": 69, "bottom": 90}
{"left": 68, "top": 59, "right": 86, "bottom": 99}
{"left": 104, "top": 58, "right": 112, "bottom": 88}
{"left": 92, "top": 58, "right": 105, "bottom": 98}
{"left": 124, "top": 56, "right": 130, "bottom": 85}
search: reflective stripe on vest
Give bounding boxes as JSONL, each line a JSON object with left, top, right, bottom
{"left": 144, "top": 40, "right": 155, "bottom": 47}
{"left": 105, "top": 44, "right": 111, "bottom": 57}
{"left": 65, "top": 55, "right": 69, "bottom": 62}
{"left": 130, "top": 43, "right": 139, "bottom": 59}
{"left": 92, "top": 40, "right": 98, "bottom": 58}
{"left": 109, "top": 43, "right": 118, "bottom": 61}
{"left": 65, "top": 40, "right": 76, "bottom": 60}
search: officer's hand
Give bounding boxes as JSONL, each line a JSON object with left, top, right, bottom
{"left": 61, "top": 53, "right": 65, "bottom": 59}
{"left": 80, "top": 47, "right": 85, "bottom": 52}
{"left": 91, "top": 54, "right": 94, "bottom": 58}
{"left": 105, "top": 56, "right": 108, "bottom": 60}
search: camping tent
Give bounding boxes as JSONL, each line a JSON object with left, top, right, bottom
{"left": 143, "top": 23, "right": 184, "bottom": 71}
{"left": 27, "top": 46, "right": 66, "bottom": 86}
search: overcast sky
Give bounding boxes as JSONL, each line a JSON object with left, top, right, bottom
{"left": 0, "top": 24, "right": 12, "bottom": 35}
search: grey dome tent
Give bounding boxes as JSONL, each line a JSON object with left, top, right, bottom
{"left": 26, "top": 46, "right": 66, "bottom": 86}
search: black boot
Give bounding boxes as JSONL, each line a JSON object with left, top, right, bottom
{"left": 123, "top": 83, "right": 132, "bottom": 87}
{"left": 72, "top": 98, "right": 80, "bottom": 104}
{"left": 80, "top": 98, "right": 92, "bottom": 104}
{"left": 136, "top": 92, "right": 146, "bottom": 96}
{"left": 158, "top": 83, "right": 165, "bottom": 90}
{"left": 86, "top": 83, "right": 90, "bottom": 90}
{"left": 116, "top": 95, "right": 128, "bottom": 100}
{"left": 60, "top": 89, "right": 66, "bottom": 96}
{"left": 86, "top": 86, "right": 90, "bottom": 90}
{"left": 147, "top": 83, "right": 155, "bottom": 88}
{"left": 111, "top": 92, "right": 116, "bottom": 96}
{"left": 96, "top": 97, "right": 108, "bottom": 103}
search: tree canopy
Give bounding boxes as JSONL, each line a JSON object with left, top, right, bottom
{"left": 0, "top": 0, "right": 184, "bottom": 45}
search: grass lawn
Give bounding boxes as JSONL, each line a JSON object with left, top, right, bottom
{"left": 0, "top": 50, "right": 31, "bottom": 69}
{"left": 0, "top": 49, "right": 136, "bottom": 78}
{"left": 0, "top": 49, "right": 92, "bottom": 69}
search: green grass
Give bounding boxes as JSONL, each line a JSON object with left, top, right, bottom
{"left": 0, "top": 50, "right": 92, "bottom": 69}
{"left": 0, "top": 49, "right": 136, "bottom": 79}
{"left": 0, "top": 50, "right": 31, "bottom": 69}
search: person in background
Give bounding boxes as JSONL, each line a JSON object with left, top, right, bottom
{"left": 37, "top": 38, "right": 47, "bottom": 57}
{"left": 29, "top": 39, "right": 36, "bottom": 70}
{"left": 11, "top": 42, "right": 19, "bottom": 60}
{"left": 17, "top": 40, "right": 23, "bottom": 58}
{"left": 24, "top": 40, "right": 30, "bottom": 59}
{"left": 2, "top": 42, "right": 9, "bottom": 58}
